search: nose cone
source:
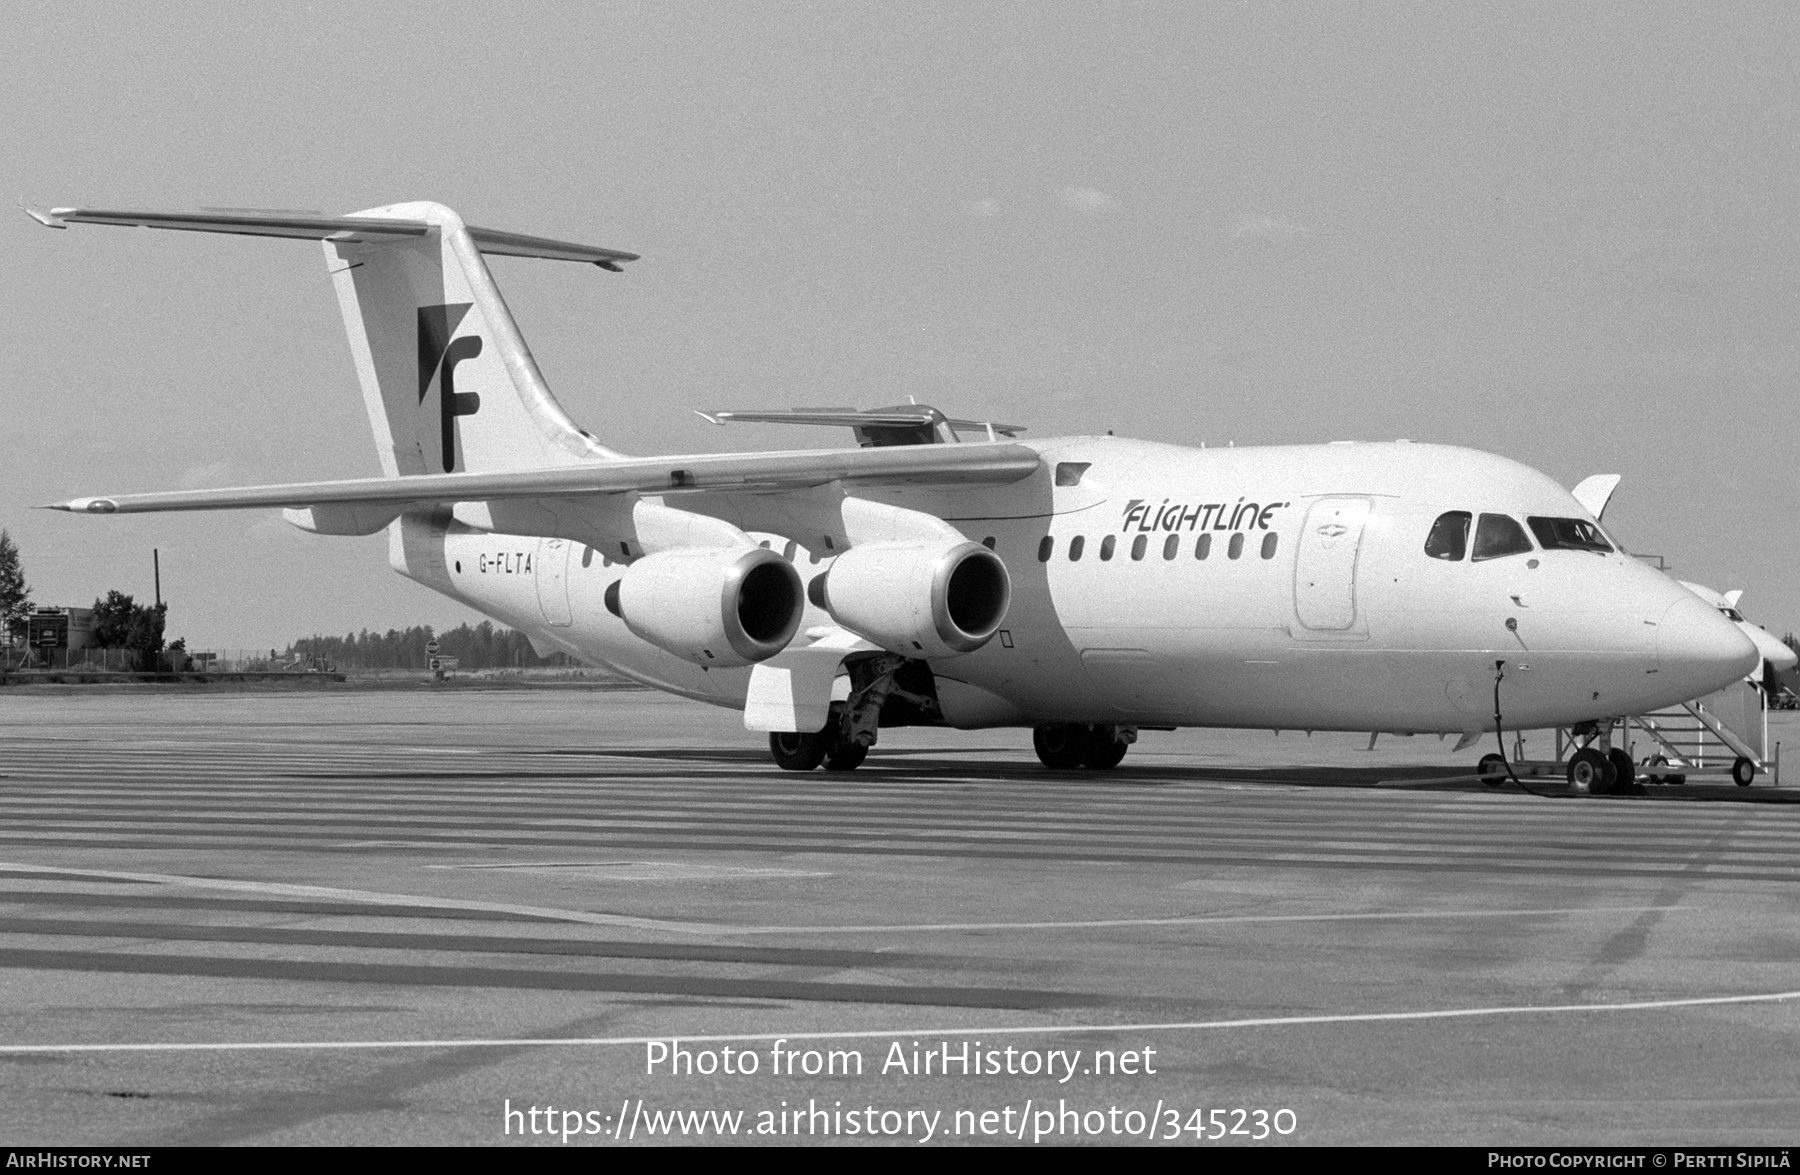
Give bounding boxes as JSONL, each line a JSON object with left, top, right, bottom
{"left": 1745, "top": 622, "right": 1799, "bottom": 675}
{"left": 1658, "top": 596, "right": 1760, "bottom": 696}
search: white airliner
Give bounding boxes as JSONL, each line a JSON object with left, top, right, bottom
{"left": 1678, "top": 582, "right": 1798, "bottom": 686}
{"left": 29, "top": 202, "right": 1759, "bottom": 790}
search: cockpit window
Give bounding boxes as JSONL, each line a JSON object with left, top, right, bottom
{"left": 1721, "top": 607, "right": 1746, "bottom": 622}
{"left": 1424, "top": 511, "right": 1471, "bottom": 561}
{"left": 1526, "top": 516, "right": 1613, "bottom": 554}
{"left": 1471, "top": 513, "right": 1534, "bottom": 562}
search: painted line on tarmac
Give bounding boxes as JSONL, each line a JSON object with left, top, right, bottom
{"left": 0, "top": 862, "right": 712, "bottom": 934}
{"left": 720, "top": 905, "right": 1680, "bottom": 935}
{"left": 1, "top": 988, "right": 1795, "bottom": 1055}
{"left": 0, "top": 865, "right": 1677, "bottom": 938}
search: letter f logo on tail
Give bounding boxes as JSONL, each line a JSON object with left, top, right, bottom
{"left": 418, "top": 304, "right": 483, "bottom": 473}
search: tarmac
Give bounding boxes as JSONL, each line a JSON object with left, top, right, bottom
{"left": 0, "top": 685, "right": 1795, "bottom": 1146}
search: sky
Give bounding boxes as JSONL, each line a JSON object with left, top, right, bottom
{"left": 4, "top": 2, "right": 1797, "bottom": 650}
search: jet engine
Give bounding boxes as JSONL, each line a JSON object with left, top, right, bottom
{"left": 604, "top": 546, "right": 803, "bottom": 667}
{"left": 811, "top": 539, "right": 1010, "bottom": 658}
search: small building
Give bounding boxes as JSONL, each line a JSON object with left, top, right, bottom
{"left": 26, "top": 606, "right": 96, "bottom": 652}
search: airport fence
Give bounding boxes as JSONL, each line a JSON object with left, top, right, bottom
{"left": 187, "top": 650, "right": 334, "bottom": 673}
{"left": 0, "top": 647, "right": 333, "bottom": 674}
{"left": 3, "top": 647, "right": 145, "bottom": 672}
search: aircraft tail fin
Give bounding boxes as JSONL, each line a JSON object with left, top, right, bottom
{"left": 326, "top": 201, "right": 630, "bottom": 475}
{"left": 28, "top": 201, "right": 639, "bottom": 476}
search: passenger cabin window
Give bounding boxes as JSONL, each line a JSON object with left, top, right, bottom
{"left": 1163, "top": 534, "right": 1179, "bottom": 560}
{"left": 1526, "top": 517, "right": 1612, "bottom": 554}
{"left": 1195, "top": 534, "right": 1212, "bottom": 560}
{"left": 1228, "top": 533, "right": 1245, "bottom": 559}
{"left": 1068, "top": 535, "right": 1085, "bottom": 561}
{"left": 1037, "top": 536, "right": 1054, "bottom": 562}
{"left": 1424, "top": 511, "right": 1471, "bottom": 561}
{"left": 1261, "top": 533, "right": 1278, "bottom": 560}
{"left": 1099, "top": 535, "right": 1117, "bottom": 561}
{"left": 1130, "top": 535, "right": 1147, "bottom": 561}
{"left": 1471, "top": 513, "right": 1534, "bottom": 562}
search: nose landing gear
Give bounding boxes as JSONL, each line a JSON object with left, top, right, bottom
{"left": 1565, "top": 747, "right": 1614, "bottom": 794}
{"left": 1560, "top": 726, "right": 1646, "bottom": 796}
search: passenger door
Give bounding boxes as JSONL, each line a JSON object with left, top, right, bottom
{"left": 1293, "top": 497, "right": 1371, "bottom": 634}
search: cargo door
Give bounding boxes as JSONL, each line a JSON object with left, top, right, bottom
{"left": 1293, "top": 497, "right": 1371, "bottom": 633}
{"left": 536, "top": 537, "right": 573, "bottom": 627}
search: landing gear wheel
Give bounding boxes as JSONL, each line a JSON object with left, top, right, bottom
{"left": 1033, "top": 724, "right": 1090, "bottom": 769}
{"left": 1607, "top": 748, "right": 1641, "bottom": 793}
{"left": 1477, "top": 753, "right": 1508, "bottom": 786}
{"left": 1080, "top": 732, "right": 1129, "bottom": 770}
{"left": 824, "top": 741, "right": 868, "bottom": 772}
{"left": 769, "top": 730, "right": 829, "bottom": 771}
{"left": 1732, "top": 756, "right": 1757, "bottom": 787}
{"left": 1567, "top": 748, "right": 1615, "bottom": 795}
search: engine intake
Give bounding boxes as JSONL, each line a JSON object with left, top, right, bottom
{"left": 816, "top": 539, "right": 1010, "bottom": 657}
{"left": 605, "top": 546, "right": 802, "bottom": 666}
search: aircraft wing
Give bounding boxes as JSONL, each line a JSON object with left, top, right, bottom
{"left": 46, "top": 442, "right": 1041, "bottom": 515}
{"left": 699, "top": 407, "right": 1027, "bottom": 437}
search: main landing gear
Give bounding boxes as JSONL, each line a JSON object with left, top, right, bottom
{"left": 768, "top": 727, "right": 865, "bottom": 772}
{"left": 1033, "top": 723, "right": 1136, "bottom": 770}
{"left": 766, "top": 655, "right": 938, "bottom": 773}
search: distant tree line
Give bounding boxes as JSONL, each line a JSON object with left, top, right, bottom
{"left": 285, "top": 621, "right": 575, "bottom": 670}
{"left": 0, "top": 530, "right": 29, "bottom": 643}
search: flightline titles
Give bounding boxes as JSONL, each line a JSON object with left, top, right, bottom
{"left": 644, "top": 1038, "right": 1158, "bottom": 1083}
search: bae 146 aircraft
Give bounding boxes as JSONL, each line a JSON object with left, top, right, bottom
{"left": 1678, "top": 582, "right": 1798, "bottom": 689}
{"left": 29, "top": 202, "right": 1759, "bottom": 790}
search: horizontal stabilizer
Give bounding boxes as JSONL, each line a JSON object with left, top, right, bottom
{"left": 24, "top": 205, "right": 639, "bottom": 270}
{"left": 45, "top": 442, "right": 1041, "bottom": 515}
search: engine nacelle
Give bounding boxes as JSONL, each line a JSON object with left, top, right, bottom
{"left": 605, "top": 546, "right": 803, "bottom": 667}
{"left": 813, "top": 539, "right": 1010, "bottom": 658}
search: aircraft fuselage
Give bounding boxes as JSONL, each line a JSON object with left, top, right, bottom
{"left": 401, "top": 436, "right": 1755, "bottom": 736}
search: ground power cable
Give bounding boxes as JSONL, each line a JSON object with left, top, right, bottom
{"left": 1492, "top": 660, "right": 1565, "bottom": 800}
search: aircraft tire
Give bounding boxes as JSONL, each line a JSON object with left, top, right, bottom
{"left": 1033, "top": 724, "right": 1090, "bottom": 769}
{"left": 1081, "top": 730, "right": 1129, "bottom": 770}
{"left": 1477, "top": 753, "right": 1508, "bottom": 786}
{"left": 1607, "top": 748, "right": 1637, "bottom": 787}
{"left": 1567, "top": 748, "right": 1613, "bottom": 795}
{"left": 769, "top": 731, "right": 829, "bottom": 771}
{"left": 824, "top": 741, "right": 868, "bottom": 772}
{"left": 1732, "top": 757, "right": 1757, "bottom": 787}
